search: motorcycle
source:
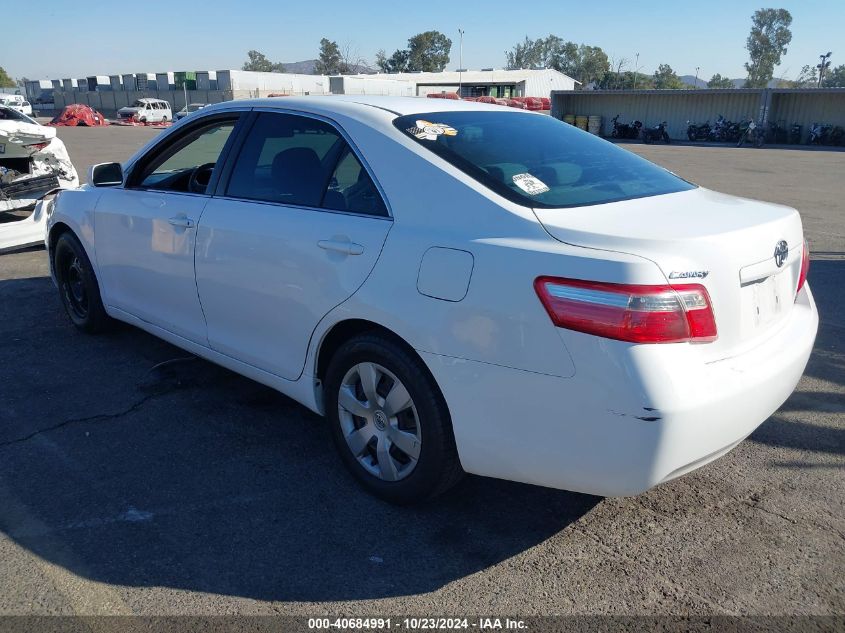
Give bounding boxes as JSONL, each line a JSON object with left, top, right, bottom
{"left": 610, "top": 114, "right": 643, "bottom": 140}
{"left": 765, "top": 120, "right": 788, "bottom": 145}
{"left": 686, "top": 120, "right": 711, "bottom": 141}
{"left": 808, "top": 122, "right": 833, "bottom": 145}
{"left": 737, "top": 119, "right": 764, "bottom": 148}
{"left": 709, "top": 115, "right": 730, "bottom": 142}
{"left": 642, "top": 121, "right": 670, "bottom": 144}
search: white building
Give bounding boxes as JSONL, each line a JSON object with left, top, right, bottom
{"left": 348, "top": 68, "right": 579, "bottom": 99}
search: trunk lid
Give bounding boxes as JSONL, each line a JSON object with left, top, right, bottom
{"left": 534, "top": 187, "right": 805, "bottom": 360}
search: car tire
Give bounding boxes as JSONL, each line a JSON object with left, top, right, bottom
{"left": 324, "top": 333, "right": 464, "bottom": 504}
{"left": 54, "top": 232, "right": 111, "bottom": 334}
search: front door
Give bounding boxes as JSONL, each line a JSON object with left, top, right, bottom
{"left": 195, "top": 111, "right": 392, "bottom": 380}
{"left": 95, "top": 115, "right": 241, "bottom": 344}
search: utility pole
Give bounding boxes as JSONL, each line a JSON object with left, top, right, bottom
{"left": 458, "top": 28, "right": 465, "bottom": 97}
{"left": 695, "top": 66, "right": 700, "bottom": 88}
{"left": 817, "top": 52, "right": 832, "bottom": 87}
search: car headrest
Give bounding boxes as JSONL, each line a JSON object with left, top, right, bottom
{"left": 270, "top": 148, "right": 323, "bottom": 204}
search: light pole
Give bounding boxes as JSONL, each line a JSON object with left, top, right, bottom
{"left": 634, "top": 52, "right": 639, "bottom": 89}
{"left": 695, "top": 66, "right": 700, "bottom": 88}
{"left": 817, "top": 51, "right": 832, "bottom": 87}
{"left": 458, "top": 28, "right": 465, "bottom": 97}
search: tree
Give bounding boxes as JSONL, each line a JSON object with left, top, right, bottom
{"left": 744, "top": 8, "right": 792, "bottom": 88}
{"left": 376, "top": 49, "right": 410, "bottom": 73}
{"left": 707, "top": 73, "right": 734, "bottom": 89}
{"left": 378, "top": 31, "right": 452, "bottom": 73}
{"left": 652, "top": 63, "right": 684, "bottom": 89}
{"left": 576, "top": 45, "right": 610, "bottom": 86}
{"left": 504, "top": 36, "right": 609, "bottom": 86}
{"left": 242, "top": 50, "right": 286, "bottom": 73}
{"left": 407, "top": 31, "right": 452, "bottom": 72}
{"left": 793, "top": 64, "right": 818, "bottom": 87}
{"left": 0, "top": 66, "right": 15, "bottom": 88}
{"left": 315, "top": 39, "right": 347, "bottom": 75}
{"left": 504, "top": 36, "right": 546, "bottom": 69}
{"left": 823, "top": 64, "right": 845, "bottom": 88}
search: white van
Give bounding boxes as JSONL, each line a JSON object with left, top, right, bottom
{"left": 116, "top": 98, "right": 172, "bottom": 123}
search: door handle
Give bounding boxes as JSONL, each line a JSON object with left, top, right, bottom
{"left": 168, "top": 215, "right": 195, "bottom": 229}
{"left": 318, "top": 240, "right": 364, "bottom": 256}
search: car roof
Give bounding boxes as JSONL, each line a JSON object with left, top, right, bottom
{"left": 203, "top": 95, "right": 536, "bottom": 127}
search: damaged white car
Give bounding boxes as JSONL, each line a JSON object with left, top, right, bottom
{"left": 1, "top": 105, "right": 78, "bottom": 250}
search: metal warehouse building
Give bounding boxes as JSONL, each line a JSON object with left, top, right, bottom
{"left": 351, "top": 68, "right": 579, "bottom": 98}
{"left": 550, "top": 88, "right": 845, "bottom": 141}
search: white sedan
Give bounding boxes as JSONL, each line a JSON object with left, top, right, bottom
{"left": 46, "top": 97, "right": 818, "bottom": 503}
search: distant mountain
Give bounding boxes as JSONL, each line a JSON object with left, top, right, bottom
{"left": 280, "top": 59, "right": 377, "bottom": 75}
{"left": 680, "top": 75, "right": 708, "bottom": 89}
{"left": 281, "top": 59, "right": 317, "bottom": 74}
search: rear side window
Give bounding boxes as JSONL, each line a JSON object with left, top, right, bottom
{"left": 227, "top": 112, "right": 342, "bottom": 207}
{"left": 394, "top": 111, "right": 694, "bottom": 209}
{"left": 323, "top": 147, "right": 387, "bottom": 216}
{"left": 226, "top": 112, "right": 387, "bottom": 216}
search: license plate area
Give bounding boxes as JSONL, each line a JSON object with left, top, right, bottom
{"left": 742, "top": 269, "right": 791, "bottom": 334}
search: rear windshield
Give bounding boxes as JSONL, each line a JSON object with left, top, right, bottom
{"left": 0, "top": 106, "right": 34, "bottom": 123}
{"left": 394, "top": 111, "right": 694, "bottom": 208}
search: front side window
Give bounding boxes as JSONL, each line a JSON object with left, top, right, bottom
{"left": 133, "top": 119, "right": 236, "bottom": 193}
{"left": 395, "top": 111, "right": 694, "bottom": 209}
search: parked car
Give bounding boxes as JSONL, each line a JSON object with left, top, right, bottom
{"left": 1, "top": 105, "right": 79, "bottom": 249}
{"left": 46, "top": 97, "right": 818, "bottom": 504}
{"left": 175, "top": 103, "right": 209, "bottom": 120}
{"left": 117, "top": 98, "right": 172, "bottom": 123}
{"left": 0, "top": 96, "right": 33, "bottom": 116}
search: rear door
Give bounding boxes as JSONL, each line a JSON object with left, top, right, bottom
{"left": 195, "top": 110, "right": 392, "bottom": 381}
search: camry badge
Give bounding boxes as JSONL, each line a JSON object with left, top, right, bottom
{"left": 774, "top": 240, "right": 789, "bottom": 268}
{"left": 668, "top": 270, "right": 709, "bottom": 279}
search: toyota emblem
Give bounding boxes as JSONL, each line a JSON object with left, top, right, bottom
{"left": 774, "top": 240, "right": 789, "bottom": 268}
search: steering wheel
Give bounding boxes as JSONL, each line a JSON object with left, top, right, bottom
{"left": 188, "top": 162, "right": 216, "bottom": 194}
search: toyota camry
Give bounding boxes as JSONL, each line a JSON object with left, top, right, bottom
{"left": 45, "top": 96, "right": 818, "bottom": 503}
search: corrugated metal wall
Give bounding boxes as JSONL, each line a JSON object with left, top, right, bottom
{"left": 550, "top": 89, "right": 845, "bottom": 141}
{"left": 551, "top": 89, "right": 764, "bottom": 139}
{"left": 769, "top": 90, "right": 845, "bottom": 133}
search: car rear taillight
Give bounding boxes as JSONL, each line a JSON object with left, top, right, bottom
{"left": 534, "top": 277, "right": 718, "bottom": 344}
{"left": 796, "top": 240, "right": 810, "bottom": 296}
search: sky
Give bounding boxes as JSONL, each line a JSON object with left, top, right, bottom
{"left": 2, "top": 0, "right": 843, "bottom": 82}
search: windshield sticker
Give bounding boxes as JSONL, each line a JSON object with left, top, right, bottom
{"left": 512, "top": 173, "right": 550, "bottom": 196}
{"left": 407, "top": 120, "right": 458, "bottom": 140}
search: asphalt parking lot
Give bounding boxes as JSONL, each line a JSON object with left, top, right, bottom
{"left": 0, "top": 126, "right": 842, "bottom": 616}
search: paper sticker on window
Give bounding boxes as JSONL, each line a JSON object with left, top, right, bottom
{"left": 407, "top": 120, "right": 458, "bottom": 141}
{"left": 512, "top": 173, "right": 550, "bottom": 196}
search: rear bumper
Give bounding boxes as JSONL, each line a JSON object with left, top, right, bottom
{"left": 421, "top": 285, "right": 818, "bottom": 497}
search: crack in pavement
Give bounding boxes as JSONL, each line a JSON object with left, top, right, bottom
{"left": 0, "top": 393, "right": 157, "bottom": 449}
{"left": 742, "top": 499, "right": 845, "bottom": 540}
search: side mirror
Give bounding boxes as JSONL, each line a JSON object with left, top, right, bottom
{"left": 89, "top": 162, "right": 123, "bottom": 187}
